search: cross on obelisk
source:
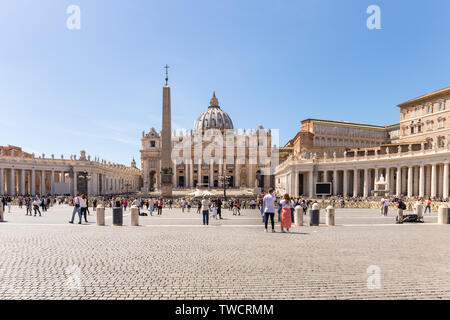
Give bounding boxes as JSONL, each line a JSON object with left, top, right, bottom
{"left": 164, "top": 64, "right": 169, "bottom": 86}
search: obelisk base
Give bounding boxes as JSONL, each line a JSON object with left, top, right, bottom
{"left": 161, "top": 173, "right": 173, "bottom": 198}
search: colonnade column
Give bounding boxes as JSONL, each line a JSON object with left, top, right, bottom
{"left": 385, "top": 167, "right": 391, "bottom": 195}
{"left": 443, "top": 162, "right": 449, "bottom": 199}
{"left": 419, "top": 165, "right": 424, "bottom": 197}
{"left": 10, "top": 167, "right": 15, "bottom": 195}
{"left": 294, "top": 169, "right": 299, "bottom": 197}
{"left": 308, "top": 171, "right": 314, "bottom": 198}
{"left": 31, "top": 169, "right": 35, "bottom": 195}
{"left": 363, "top": 168, "right": 369, "bottom": 198}
{"left": 0, "top": 168, "right": 4, "bottom": 195}
{"left": 353, "top": 169, "right": 358, "bottom": 197}
{"left": 51, "top": 169, "right": 55, "bottom": 195}
{"left": 41, "top": 170, "right": 45, "bottom": 195}
{"left": 431, "top": 163, "right": 437, "bottom": 198}
{"left": 343, "top": 169, "right": 348, "bottom": 197}
{"left": 396, "top": 166, "right": 402, "bottom": 197}
{"left": 407, "top": 166, "right": 413, "bottom": 198}
{"left": 20, "top": 169, "right": 25, "bottom": 195}
{"left": 333, "top": 170, "right": 338, "bottom": 196}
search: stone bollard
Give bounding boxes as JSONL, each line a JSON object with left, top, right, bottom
{"left": 96, "top": 204, "right": 105, "bottom": 226}
{"left": 112, "top": 206, "right": 123, "bottom": 226}
{"left": 415, "top": 204, "right": 424, "bottom": 219}
{"left": 326, "top": 205, "right": 335, "bottom": 226}
{"left": 131, "top": 205, "right": 139, "bottom": 226}
{"left": 294, "top": 205, "right": 303, "bottom": 226}
{"left": 309, "top": 209, "right": 320, "bottom": 226}
{"left": 0, "top": 204, "right": 4, "bottom": 222}
{"left": 438, "top": 206, "right": 449, "bottom": 225}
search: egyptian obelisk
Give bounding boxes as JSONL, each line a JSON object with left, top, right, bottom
{"left": 160, "top": 65, "right": 173, "bottom": 198}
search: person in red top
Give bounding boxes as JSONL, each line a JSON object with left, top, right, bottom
{"left": 424, "top": 198, "right": 432, "bottom": 213}
{"left": 157, "top": 198, "right": 163, "bottom": 215}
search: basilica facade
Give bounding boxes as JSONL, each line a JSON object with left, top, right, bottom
{"left": 140, "top": 92, "right": 276, "bottom": 191}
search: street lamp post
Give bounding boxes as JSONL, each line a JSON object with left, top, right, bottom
{"left": 218, "top": 165, "right": 231, "bottom": 202}
{"left": 124, "top": 182, "right": 131, "bottom": 195}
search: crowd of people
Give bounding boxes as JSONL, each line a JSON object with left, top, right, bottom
{"left": 1, "top": 191, "right": 446, "bottom": 228}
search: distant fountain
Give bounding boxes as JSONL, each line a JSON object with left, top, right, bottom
{"left": 373, "top": 174, "right": 389, "bottom": 197}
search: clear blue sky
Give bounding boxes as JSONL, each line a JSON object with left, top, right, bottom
{"left": 1, "top": 0, "right": 449, "bottom": 168}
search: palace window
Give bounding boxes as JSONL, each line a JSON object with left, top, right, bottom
{"left": 150, "top": 141, "right": 156, "bottom": 148}
{"left": 427, "top": 105, "right": 433, "bottom": 114}
{"left": 438, "top": 118, "right": 445, "bottom": 128}
{"left": 427, "top": 122, "right": 433, "bottom": 130}
{"left": 410, "top": 127, "right": 414, "bottom": 134}
{"left": 417, "top": 125, "right": 422, "bottom": 133}
{"left": 439, "top": 101, "right": 446, "bottom": 111}
{"left": 151, "top": 160, "right": 155, "bottom": 168}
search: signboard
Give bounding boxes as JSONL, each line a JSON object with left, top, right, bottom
{"left": 315, "top": 182, "right": 332, "bottom": 196}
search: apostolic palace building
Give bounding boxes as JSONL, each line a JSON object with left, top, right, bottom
{"left": 275, "top": 86, "right": 450, "bottom": 199}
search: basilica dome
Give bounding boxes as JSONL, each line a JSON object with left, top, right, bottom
{"left": 194, "top": 91, "right": 234, "bottom": 132}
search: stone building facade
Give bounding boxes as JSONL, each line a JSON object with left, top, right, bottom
{"left": 141, "top": 92, "right": 275, "bottom": 191}
{"left": 276, "top": 86, "right": 450, "bottom": 199}
{"left": 0, "top": 150, "right": 141, "bottom": 196}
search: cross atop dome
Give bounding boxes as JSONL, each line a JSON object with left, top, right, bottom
{"left": 209, "top": 90, "right": 219, "bottom": 108}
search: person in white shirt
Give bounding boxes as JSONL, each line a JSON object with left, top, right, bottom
{"left": 201, "top": 196, "right": 210, "bottom": 225}
{"left": 80, "top": 194, "right": 88, "bottom": 223}
{"left": 33, "top": 197, "right": 41, "bottom": 217}
{"left": 382, "top": 198, "right": 389, "bottom": 216}
{"left": 69, "top": 194, "right": 82, "bottom": 224}
{"left": 263, "top": 188, "right": 276, "bottom": 233}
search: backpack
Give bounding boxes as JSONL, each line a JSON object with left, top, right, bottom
{"left": 401, "top": 202, "right": 406, "bottom": 210}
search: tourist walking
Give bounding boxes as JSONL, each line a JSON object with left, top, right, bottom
{"left": 382, "top": 197, "right": 389, "bottom": 216}
{"left": 69, "top": 194, "right": 82, "bottom": 224}
{"left": 33, "top": 197, "right": 41, "bottom": 216}
{"left": 80, "top": 195, "right": 88, "bottom": 223}
{"left": 280, "top": 193, "right": 293, "bottom": 232}
{"left": 424, "top": 198, "right": 431, "bottom": 213}
{"left": 216, "top": 198, "right": 222, "bottom": 219}
{"left": 396, "top": 198, "right": 406, "bottom": 224}
{"left": 157, "top": 198, "right": 163, "bottom": 215}
{"left": 6, "top": 196, "right": 12, "bottom": 213}
{"left": 263, "top": 188, "right": 276, "bottom": 233}
{"left": 201, "top": 195, "right": 210, "bottom": 225}
{"left": 197, "top": 200, "right": 201, "bottom": 214}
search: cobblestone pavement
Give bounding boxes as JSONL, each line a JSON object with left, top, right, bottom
{"left": 0, "top": 204, "right": 449, "bottom": 300}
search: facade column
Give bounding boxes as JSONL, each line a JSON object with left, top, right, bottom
{"left": 209, "top": 159, "right": 214, "bottom": 188}
{"left": 343, "top": 169, "right": 348, "bottom": 197}
{"left": 401, "top": 167, "right": 407, "bottom": 195}
{"left": 407, "top": 166, "right": 413, "bottom": 198}
{"left": 235, "top": 162, "right": 240, "bottom": 187}
{"left": 431, "top": 163, "right": 437, "bottom": 198}
{"left": 323, "top": 170, "right": 328, "bottom": 183}
{"left": 443, "top": 162, "right": 449, "bottom": 199}
{"left": 353, "top": 169, "right": 358, "bottom": 197}
{"left": 294, "top": 169, "right": 299, "bottom": 197}
{"left": 189, "top": 160, "right": 194, "bottom": 187}
{"left": 185, "top": 163, "right": 190, "bottom": 188}
{"left": 10, "top": 167, "right": 15, "bottom": 196}
{"left": 363, "top": 168, "right": 369, "bottom": 198}
{"left": 333, "top": 169, "right": 338, "bottom": 196}
{"left": 419, "top": 165, "right": 425, "bottom": 197}
{"left": 0, "top": 167, "right": 4, "bottom": 195}
{"left": 20, "top": 169, "right": 25, "bottom": 195}
{"left": 172, "top": 162, "right": 177, "bottom": 187}
{"left": 396, "top": 166, "right": 402, "bottom": 197}
{"left": 197, "top": 161, "right": 201, "bottom": 187}
{"left": 308, "top": 170, "right": 314, "bottom": 198}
